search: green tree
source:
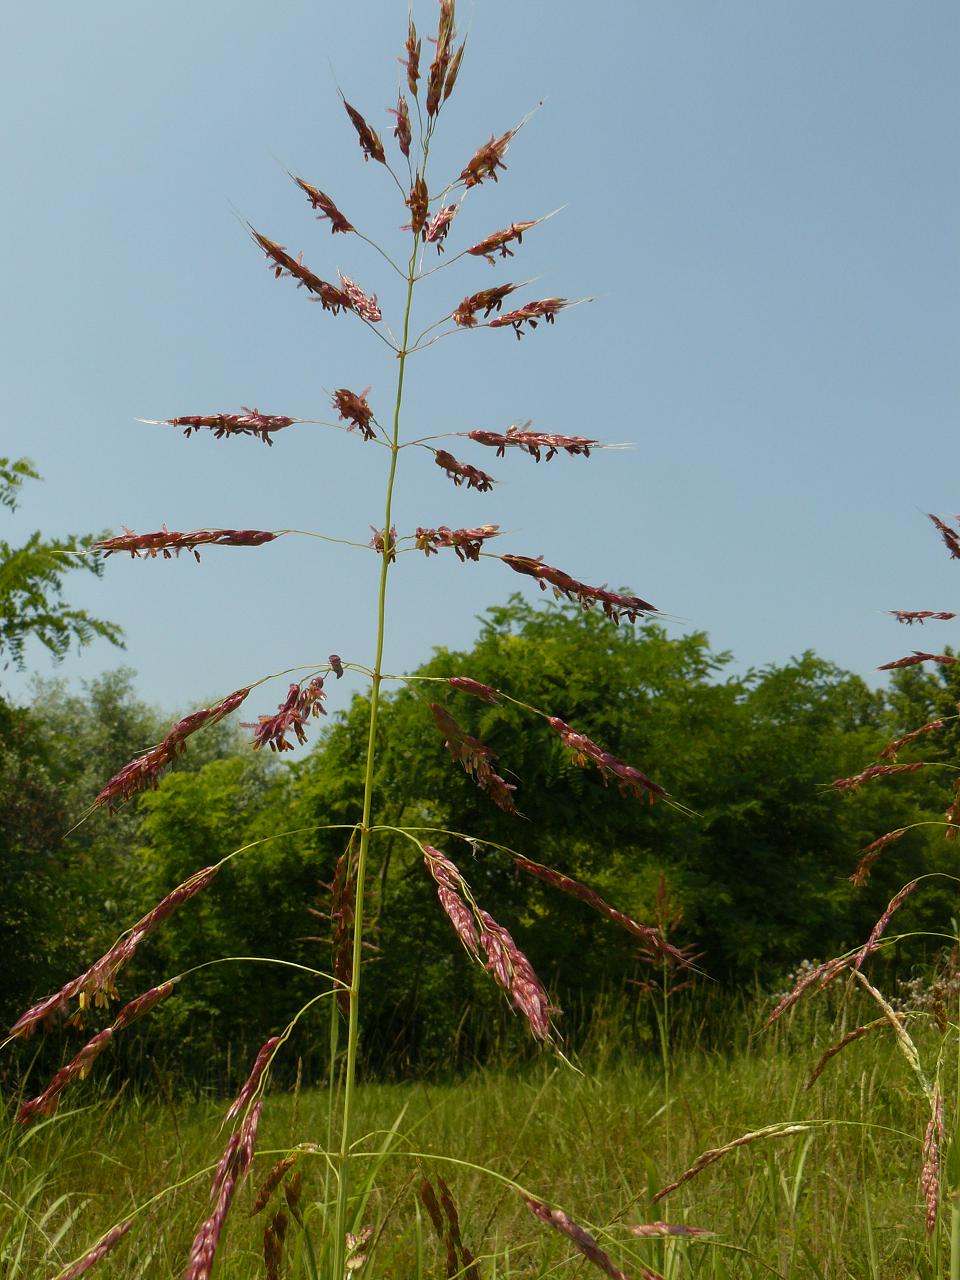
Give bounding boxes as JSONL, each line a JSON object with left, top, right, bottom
{"left": 0, "top": 457, "right": 122, "bottom": 680}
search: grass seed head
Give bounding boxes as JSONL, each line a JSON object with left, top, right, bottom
{"left": 341, "top": 96, "right": 386, "bottom": 164}
{"left": 292, "top": 176, "right": 355, "bottom": 233}
{"left": 56, "top": 1222, "right": 132, "bottom": 1280}
{"left": 434, "top": 449, "right": 495, "bottom": 492}
{"left": 165, "top": 409, "right": 296, "bottom": 444}
{"left": 460, "top": 130, "right": 514, "bottom": 187}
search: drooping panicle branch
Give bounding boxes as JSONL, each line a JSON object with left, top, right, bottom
{"left": 10, "top": 867, "right": 218, "bottom": 1035}
{"left": 415, "top": 524, "right": 499, "bottom": 561}
{"left": 850, "top": 828, "right": 907, "bottom": 886}
{"left": 94, "top": 527, "right": 277, "bottom": 561}
{"left": 159, "top": 409, "right": 296, "bottom": 444}
{"left": 291, "top": 176, "right": 355, "bottom": 233}
{"left": 430, "top": 703, "right": 517, "bottom": 811}
{"left": 250, "top": 230, "right": 353, "bottom": 312}
{"left": 511, "top": 854, "right": 687, "bottom": 962}
{"left": 55, "top": 1222, "right": 133, "bottom": 1280}
{"left": 521, "top": 1195, "right": 653, "bottom": 1280}
{"left": 423, "top": 846, "right": 552, "bottom": 1038}
{"left": 502, "top": 555, "right": 656, "bottom": 623}
{"left": 929, "top": 512, "right": 960, "bottom": 559}
{"left": 831, "top": 761, "right": 925, "bottom": 793}
{"left": 434, "top": 449, "right": 495, "bottom": 492}
{"left": 878, "top": 651, "right": 959, "bottom": 670}
{"left": 468, "top": 425, "right": 599, "bottom": 461}
{"left": 244, "top": 679, "right": 327, "bottom": 752}
{"left": 879, "top": 719, "right": 945, "bottom": 759}
{"left": 18, "top": 982, "right": 175, "bottom": 1123}
{"left": 549, "top": 717, "right": 666, "bottom": 803}
{"left": 467, "top": 219, "right": 540, "bottom": 264}
{"left": 95, "top": 689, "right": 251, "bottom": 810}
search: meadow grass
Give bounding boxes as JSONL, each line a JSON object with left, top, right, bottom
{"left": 1, "top": 989, "right": 946, "bottom": 1279}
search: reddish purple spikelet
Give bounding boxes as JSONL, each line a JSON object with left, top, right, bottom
{"left": 878, "top": 651, "right": 959, "bottom": 670}
{"left": 185, "top": 1101, "right": 263, "bottom": 1280}
{"left": 448, "top": 675, "right": 501, "bottom": 704}
{"left": 431, "top": 703, "right": 517, "bottom": 811}
{"left": 929, "top": 513, "right": 960, "bottom": 559}
{"left": 369, "top": 525, "right": 398, "bottom": 562}
{"left": 329, "top": 654, "right": 344, "bottom": 679}
{"left": 469, "top": 425, "right": 598, "bottom": 461}
{"left": 831, "top": 761, "right": 925, "bottom": 793}
{"left": 388, "top": 94, "right": 412, "bottom": 158}
{"left": 94, "top": 689, "right": 250, "bottom": 811}
{"left": 402, "top": 18, "right": 421, "bottom": 96}
{"left": 415, "top": 524, "right": 499, "bottom": 561}
{"left": 244, "top": 679, "right": 327, "bottom": 752}
{"left": 766, "top": 955, "right": 850, "bottom": 1025}
{"left": 626, "top": 1222, "right": 712, "bottom": 1240}
{"left": 850, "top": 828, "right": 908, "bottom": 887}
{"left": 165, "top": 409, "right": 295, "bottom": 445}
{"left": 406, "top": 174, "right": 429, "bottom": 236}
{"left": 424, "top": 204, "right": 457, "bottom": 251}
{"left": 10, "top": 869, "right": 216, "bottom": 1036}
{"left": 521, "top": 1195, "right": 655, "bottom": 1280}
{"left": 453, "top": 283, "right": 518, "bottom": 328}
{"left": 337, "top": 273, "right": 381, "bottom": 322}
{"left": 426, "top": 1, "right": 457, "bottom": 117}
{"left": 890, "top": 610, "right": 957, "bottom": 625}
{"left": 291, "top": 176, "right": 354, "bottom": 233}
{"left": 478, "top": 910, "right": 551, "bottom": 1038}
{"left": 423, "top": 846, "right": 480, "bottom": 956}
{"left": 467, "top": 220, "right": 538, "bottom": 264}
{"left": 879, "top": 719, "right": 945, "bottom": 760}
{"left": 56, "top": 1222, "right": 133, "bottom": 1280}
{"left": 460, "top": 130, "right": 514, "bottom": 187}
{"left": 227, "top": 1036, "right": 280, "bottom": 1121}
{"left": 548, "top": 716, "right": 666, "bottom": 802}
{"left": 333, "top": 387, "right": 376, "bottom": 441}
{"left": 251, "top": 230, "right": 354, "bottom": 312}
{"left": 94, "top": 527, "right": 276, "bottom": 562}
{"left": 251, "top": 1155, "right": 299, "bottom": 1217}
{"left": 434, "top": 449, "right": 495, "bottom": 492}
{"left": 489, "top": 297, "right": 571, "bottom": 338}
{"left": 921, "top": 1086, "right": 944, "bottom": 1235}
{"left": 503, "top": 555, "right": 656, "bottom": 623}
{"left": 853, "top": 880, "right": 919, "bottom": 970}
{"left": 340, "top": 96, "right": 386, "bottom": 164}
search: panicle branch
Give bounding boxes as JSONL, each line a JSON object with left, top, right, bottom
{"left": 929, "top": 512, "right": 960, "bottom": 558}
{"left": 415, "top": 524, "right": 499, "bottom": 561}
{"left": 448, "top": 675, "right": 501, "bottom": 704}
{"left": 291, "top": 176, "right": 355, "bottom": 233}
{"left": 244, "top": 678, "right": 327, "bottom": 752}
{"left": 460, "top": 130, "right": 515, "bottom": 187}
{"left": 878, "top": 651, "right": 958, "bottom": 670}
{"left": 340, "top": 96, "right": 386, "bottom": 164}
{"left": 95, "top": 689, "right": 251, "bottom": 811}
{"left": 430, "top": 703, "right": 517, "bottom": 811}
{"left": 10, "top": 867, "right": 217, "bottom": 1035}
{"left": 879, "top": 719, "right": 945, "bottom": 759}
{"left": 467, "top": 220, "right": 540, "bottom": 264}
{"left": 521, "top": 1195, "right": 656, "bottom": 1280}
{"left": 850, "top": 828, "right": 907, "bottom": 886}
{"left": 337, "top": 273, "right": 382, "bottom": 322}
{"left": 468, "top": 425, "right": 599, "bottom": 461}
{"left": 549, "top": 716, "right": 666, "bottom": 803}
{"left": 17, "top": 982, "right": 175, "bottom": 1123}
{"left": 185, "top": 1090, "right": 264, "bottom": 1280}
{"left": 388, "top": 95, "right": 412, "bottom": 158}
{"left": 94, "top": 527, "right": 277, "bottom": 561}
{"left": 424, "top": 205, "right": 458, "bottom": 251}
{"left": 489, "top": 297, "right": 572, "bottom": 338}
{"left": 831, "top": 761, "right": 925, "bottom": 793}
{"left": 159, "top": 409, "right": 296, "bottom": 445}
{"left": 55, "top": 1222, "right": 133, "bottom": 1280}
{"left": 890, "top": 610, "right": 957, "bottom": 625}
{"left": 251, "top": 230, "right": 353, "bottom": 312}
{"left": 502, "top": 554, "right": 656, "bottom": 623}
{"left": 402, "top": 18, "right": 421, "bottom": 96}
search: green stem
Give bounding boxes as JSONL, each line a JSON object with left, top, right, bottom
{"left": 331, "top": 231, "right": 419, "bottom": 1279}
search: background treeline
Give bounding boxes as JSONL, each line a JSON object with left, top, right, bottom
{"left": 3, "top": 597, "right": 957, "bottom": 1086}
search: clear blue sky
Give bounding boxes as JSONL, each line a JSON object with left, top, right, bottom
{"left": 3, "top": 1, "right": 958, "bottom": 721}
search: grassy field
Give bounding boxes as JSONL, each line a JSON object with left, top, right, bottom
{"left": 0, "top": 988, "right": 950, "bottom": 1279}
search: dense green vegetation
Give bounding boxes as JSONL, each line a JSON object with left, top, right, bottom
{"left": 0, "top": 989, "right": 950, "bottom": 1278}
{"left": 3, "top": 594, "right": 955, "bottom": 1085}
